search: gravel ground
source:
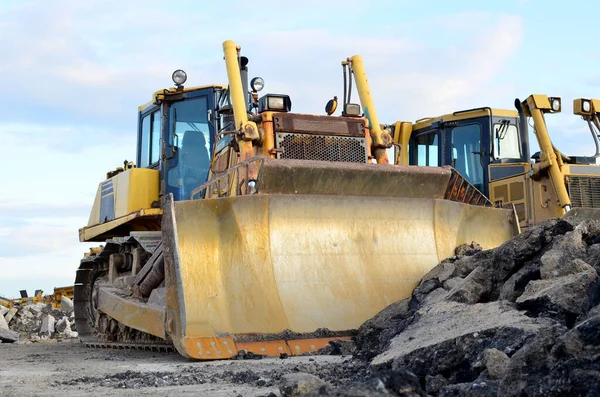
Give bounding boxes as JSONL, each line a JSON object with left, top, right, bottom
{"left": 0, "top": 340, "right": 359, "bottom": 397}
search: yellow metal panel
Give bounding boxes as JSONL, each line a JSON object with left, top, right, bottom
{"left": 163, "top": 194, "right": 517, "bottom": 358}
{"left": 114, "top": 168, "right": 159, "bottom": 218}
{"left": 412, "top": 108, "right": 518, "bottom": 131}
{"left": 527, "top": 94, "right": 552, "bottom": 110}
{"left": 126, "top": 169, "right": 160, "bottom": 214}
{"left": 85, "top": 168, "right": 159, "bottom": 231}
{"left": 79, "top": 208, "right": 162, "bottom": 242}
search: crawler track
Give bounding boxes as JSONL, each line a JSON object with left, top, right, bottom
{"left": 83, "top": 341, "right": 174, "bottom": 352}
{"left": 74, "top": 237, "right": 172, "bottom": 353}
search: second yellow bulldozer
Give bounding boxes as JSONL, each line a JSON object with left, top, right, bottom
{"left": 74, "top": 41, "right": 518, "bottom": 359}
{"left": 389, "top": 95, "right": 600, "bottom": 230}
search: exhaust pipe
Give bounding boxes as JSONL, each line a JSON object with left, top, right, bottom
{"left": 514, "top": 98, "right": 531, "bottom": 160}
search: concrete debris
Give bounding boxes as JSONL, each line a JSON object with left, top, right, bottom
{"left": 309, "top": 217, "right": 600, "bottom": 396}
{"left": 39, "top": 314, "right": 56, "bottom": 338}
{"left": 1, "top": 300, "right": 78, "bottom": 343}
{"left": 61, "top": 296, "right": 74, "bottom": 315}
{"left": 4, "top": 307, "right": 17, "bottom": 325}
{"left": 0, "top": 312, "right": 8, "bottom": 330}
{"left": 0, "top": 315, "right": 19, "bottom": 342}
{"left": 0, "top": 305, "right": 8, "bottom": 317}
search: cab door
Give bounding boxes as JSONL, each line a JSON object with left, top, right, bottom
{"left": 448, "top": 123, "right": 487, "bottom": 194}
{"left": 162, "top": 88, "right": 217, "bottom": 201}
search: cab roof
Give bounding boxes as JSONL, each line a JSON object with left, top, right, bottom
{"left": 138, "top": 84, "right": 228, "bottom": 112}
{"left": 412, "top": 108, "right": 518, "bottom": 130}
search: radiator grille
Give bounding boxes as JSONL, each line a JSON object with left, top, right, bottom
{"left": 567, "top": 176, "right": 600, "bottom": 208}
{"left": 275, "top": 133, "right": 367, "bottom": 163}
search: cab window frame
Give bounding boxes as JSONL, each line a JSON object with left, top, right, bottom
{"left": 137, "top": 105, "right": 162, "bottom": 169}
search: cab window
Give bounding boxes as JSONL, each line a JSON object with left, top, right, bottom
{"left": 166, "top": 96, "right": 212, "bottom": 200}
{"left": 139, "top": 110, "right": 161, "bottom": 168}
{"left": 493, "top": 122, "right": 520, "bottom": 160}
{"left": 415, "top": 133, "right": 439, "bottom": 166}
{"left": 451, "top": 124, "right": 484, "bottom": 191}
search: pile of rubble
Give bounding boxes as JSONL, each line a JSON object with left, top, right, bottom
{"left": 290, "top": 218, "right": 600, "bottom": 396}
{"left": 0, "top": 296, "right": 78, "bottom": 343}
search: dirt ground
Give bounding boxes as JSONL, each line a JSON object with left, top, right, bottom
{"left": 0, "top": 340, "right": 353, "bottom": 397}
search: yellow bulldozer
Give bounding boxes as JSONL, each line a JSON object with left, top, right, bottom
{"left": 74, "top": 40, "right": 518, "bottom": 359}
{"left": 389, "top": 95, "right": 600, "bottom": 230}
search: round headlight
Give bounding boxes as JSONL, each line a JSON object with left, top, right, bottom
{"left": 172, "top": 69, "right": 187, "bottom": 86}
{"left": 583, "top": 100, "right": 591, "bottom": 113}
{"left": 551, "top": 98, "right": 561, "bottom": 112}
{"left": 250, "top": 77, "right": 264, "bottom": 92}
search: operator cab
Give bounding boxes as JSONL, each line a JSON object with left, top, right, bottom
{"left": 137, "top": 70, "right": 224, "bottom": 201}
{"left": 408, "top": 108, "right": 525, "bottom": 197}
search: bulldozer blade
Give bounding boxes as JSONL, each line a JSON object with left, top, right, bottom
{"left": 162, "top": 184, "right": 517, "bottom": 359}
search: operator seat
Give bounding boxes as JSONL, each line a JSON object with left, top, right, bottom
{"left": 180, "top": 130, "right": 210, "bottom": 198}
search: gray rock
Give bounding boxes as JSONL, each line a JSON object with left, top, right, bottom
{"left": 421, "top": 287, "right": 449, "bottom": 307}
{"left": 586, "top": 243, "right": 600, "bottom": 269}
{"left": 498, "top": 264, "right": 540, "bottom": 302}
{"left": 516, "top": 271, "right": 598, "bottom": 321}
{"left": 39, "top": 314, "right": 56, "bottom": 338}
{"left": 425, "top": 374, "right": 448, "bottom": 394}
{"left": 443, "top": 277, "right": 464, "bottom": 291}
{"left": 482, "top": 348, "right": 509, "bottom": 380}
{"left": 539, "top": 227, "right": 589, "bottom": 278}
{"left": 60, "top": 296, "right": 74, "bottom": 314}
{"left": 372, "top": 301, "right": 555, "bottom": 371}
{"left": 0, "top": 305, "right": 8, "bottom": 317}
{"left": 300, "top": 384, "right": 388, "bottom": 397}
{"left": 354, "top": 298, "right": 413, "bottom": 359}
{"left": 455, "top": 241, "right": 483, "bottom": 257}
{"left": 541, "top": 256, "right": 595, "bottom": 280}
{"left": 317, "top": 339, "right": 356, "bottom": 356}
{"left": 279, "top": 372, "right": 327, "bottom": 397}
{"left": 558, "top": 313, "right": 600, "bottom": 359}
{"left": 491, "top": 219, "right": 573, "bottom": 282}
{"left": 586, "top": 304, "right": 600, "bottom": 319}
{"left": 454, "top": 250, "right": 495, "bottom": 278}
{"left": 411, "top": 278, "right": 442, "bottom": 308}
{"left": 446, "top": 266, "right": 493, "bottom": 304}
{"left": 368, "top": 369, "right": 425, "bottom": 397}
{"left": 439, "top": 381, "right": 499, "bottom": 397}
{"left": 498, "top": 325, "right": 566, "bottom": 397}
{"left": 421, "top": 261, "right": 456, "bottom": 285}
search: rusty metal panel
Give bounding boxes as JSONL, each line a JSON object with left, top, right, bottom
{"left": 275, "top": 133, "right": 367, "bottom": 163}
{"left": 445, "top": 169, "right": 492, "bottom": 207}
{"left": 273, "top": 114, "right": 365, "bottom": 137}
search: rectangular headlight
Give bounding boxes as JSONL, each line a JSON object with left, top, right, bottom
{"left": 343, "top": 103, "right": 361, "bottom": 117}
{"left": 267, "top": 96, "right": 285, "bottom": 110}
{"left": 259, "top": 94, "right": 292, "bottom": 113}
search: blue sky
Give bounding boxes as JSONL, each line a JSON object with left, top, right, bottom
{"left": 1, "top": 0, "right": 599, "bottom": 297}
